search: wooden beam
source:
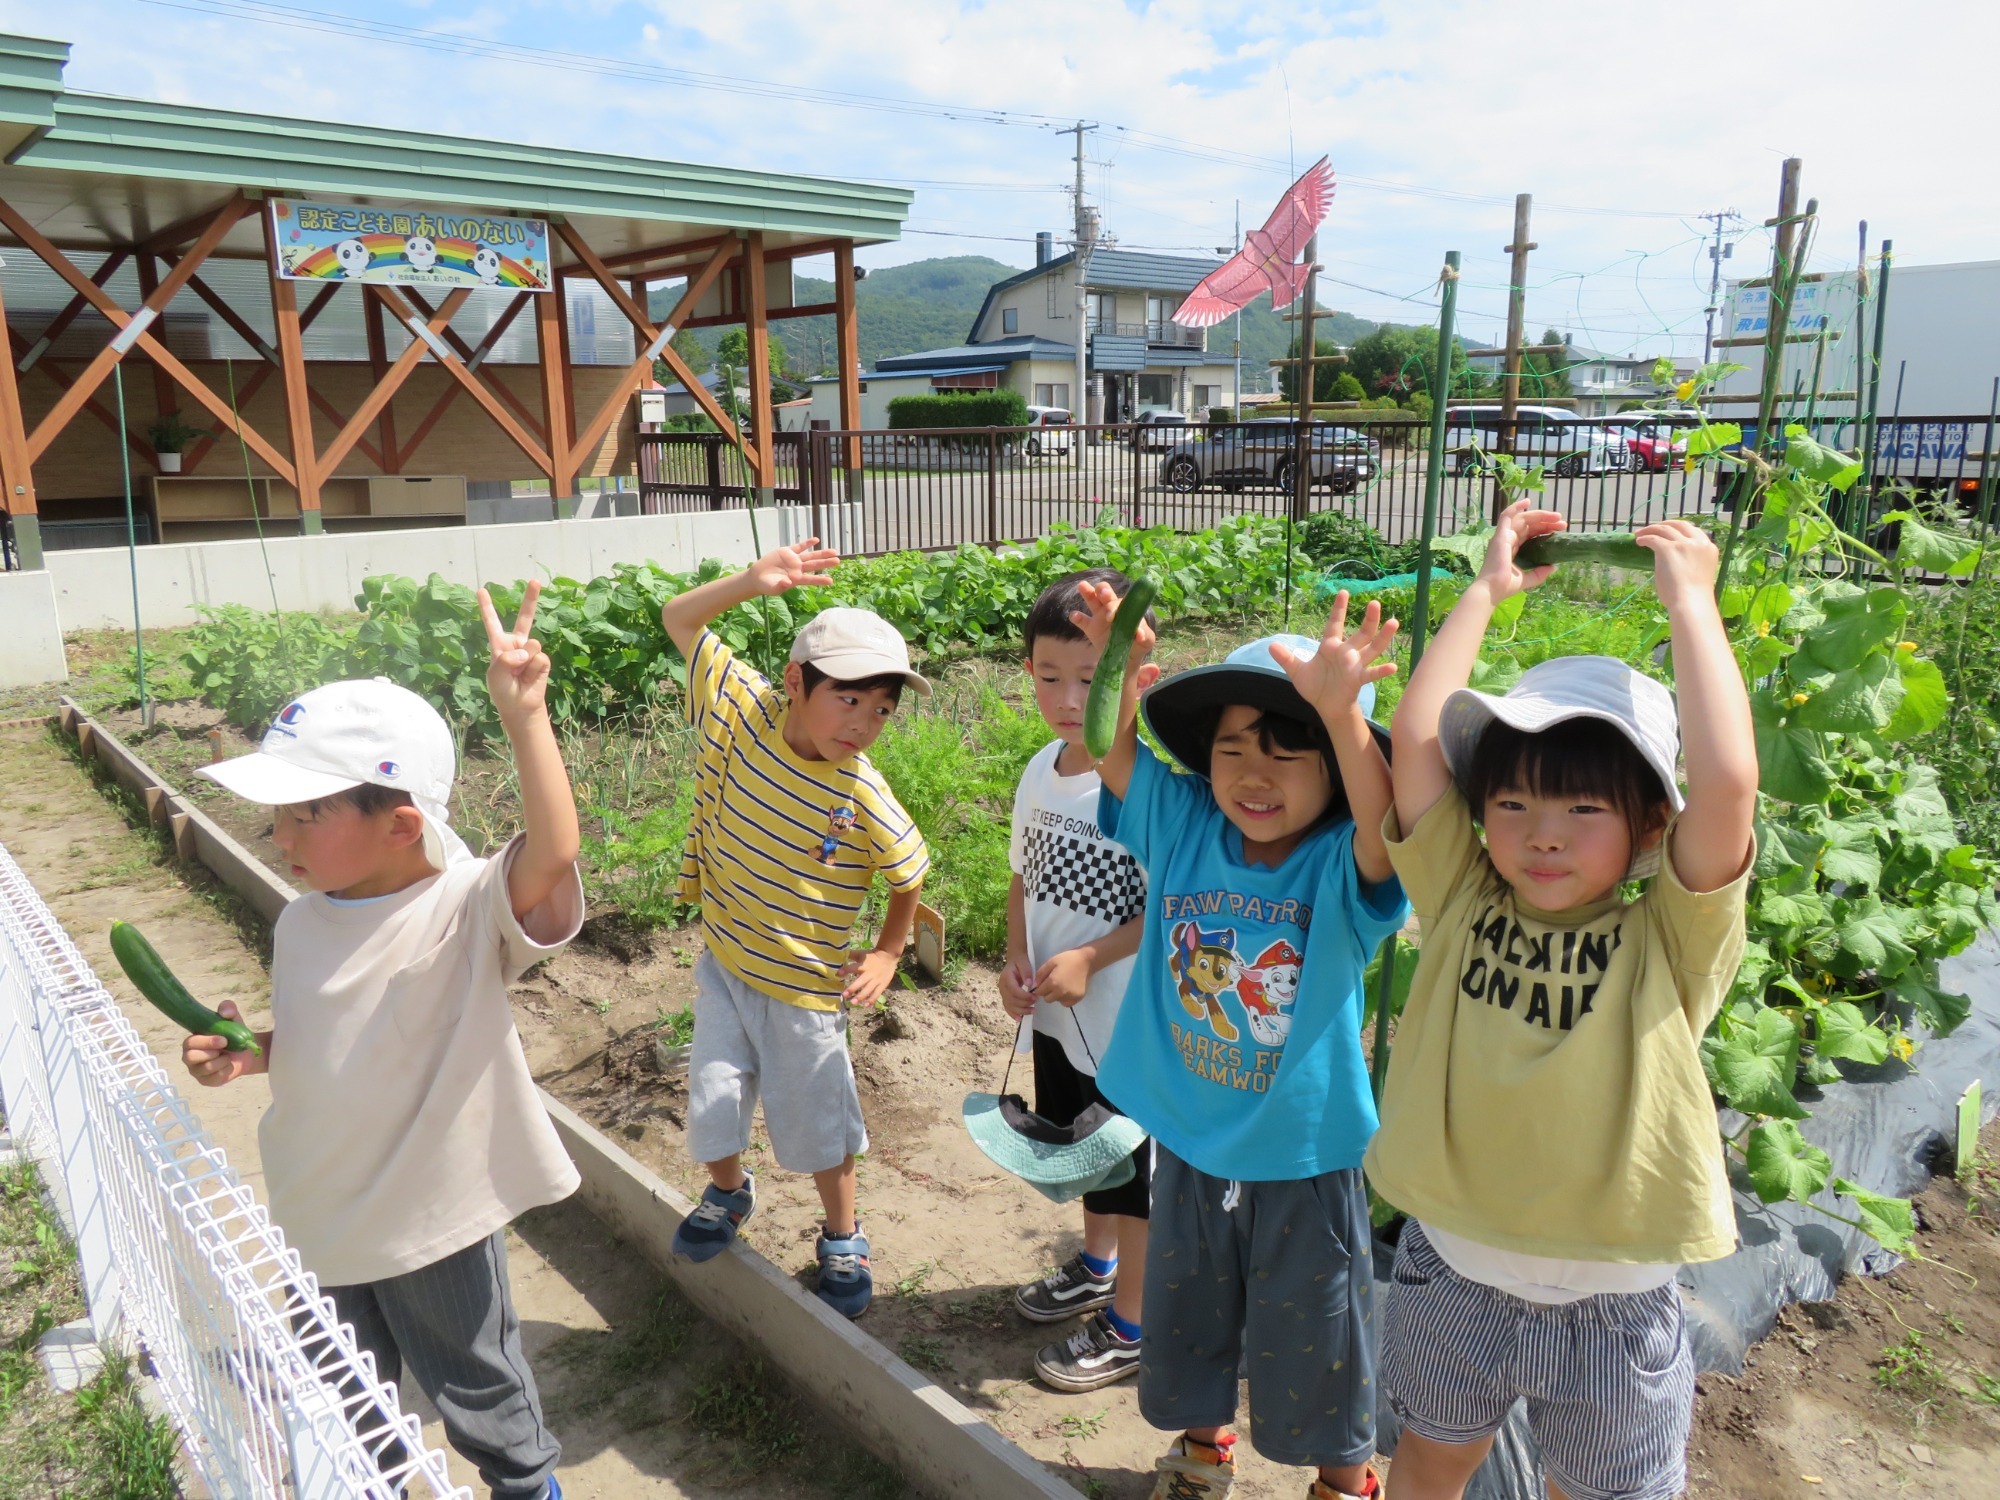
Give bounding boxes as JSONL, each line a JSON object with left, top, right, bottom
{"left": 317, "top": 286, "right": 472, "bottom": 481}
{"left": 570, "top": 231, "right": 735, "bottom": 275}
{"left": 10, "top": 334, "right": 157, "bottom": 469}
{"left": 0, "top": 194, "right": 296, "bottom": 480}
{"left": 534, "top": 284, "right": 571, "bottom": 494}
{"left": 132, "top": 253, "right": 180, "bottom": 435}
{"left": 401, "top": 293, "right": 540, "bottom": 468}
{"left": 370, "top": 284, "right": 553, "bottom": 476}
{"left": 762, "top": 237, "right": 847, "bottom": 263}
{"left": 834, "top": 241, "right": 862, "bottom": 471}
{"left": 140, "top": 199, "right": 248, "bottom": 255}
{"left": 0, "top": 272, "right": 39, "bottom": 531}
{"left": 402, "top": 287, "right": 544, "bottom": 441}
{"left": 299, "top": 281, "right": 340, "bottom": 332}
{"left": 14, "top": 252, "right": 126, "bottom": 371}
{"left": 266, "top": 225, "right": 322, "bottom": 521}
{"left": 767, "top": 300, "right": 839, "bottom": 321}
{"left": 179, "top": 363, "right": 275, "bottom": 474}
{"left": 743, "top": 230, "right": 775, "bottom": 492}
{"left": 362, "top": 285, "right": 398, "bottom": 471}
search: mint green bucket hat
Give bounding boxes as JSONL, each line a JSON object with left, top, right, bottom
{"left": 961, "top": 1091, "right": 1148, "bottom": 1204}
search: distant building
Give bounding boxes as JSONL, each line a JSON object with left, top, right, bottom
{"left": 809, "top": 239, "right": 1240, "bottom": 425}
{"left": 1465, "top": 343, "right": 1693, "bottom": 418}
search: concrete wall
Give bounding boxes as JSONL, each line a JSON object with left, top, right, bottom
{"left": 35, "top": 506, "right": 816, "bottom": 635}
{"left": 0, "top": 570, "right": 67, "bottom": 688}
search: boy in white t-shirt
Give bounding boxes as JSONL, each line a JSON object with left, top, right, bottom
{"left": 181, "top": 585, "right": 583, "bottom": 1500}
{"left": 1000, "top": 569, "right": 1157, "bottom": 1392}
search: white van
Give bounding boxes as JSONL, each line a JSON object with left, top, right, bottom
{"left": 1446, "top": 405, "right": 1628, "bottom": 476}
{"left": 1023, "top": 405, "right": 1073, "bottom": 457}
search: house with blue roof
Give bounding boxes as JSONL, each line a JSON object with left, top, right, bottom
{"left": 810, "top": 235, "right": 1241, "bottom": 427}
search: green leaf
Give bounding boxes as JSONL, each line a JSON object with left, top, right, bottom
{"left": 1828, "top": 897, "right": 1917, "bottom": 981}
{"left": 1816, "top": 818, "right": 1884, "bottom": 890}
{"left": 1755, "top": 888, "right": 1826, "bottom": 928}
{"left": 1752, "top": 697, "right": 1836, "bottom": 805}
{"left": 1745, "top": 582, "right": 1795, "bottom": 630}
{"left": 1879, "top": 509, "right": 1983, "bottom": 576}
{"left": 1684, "top": 421, "right": 1743, "bottom": 459}
{"left": 1706, "top": 1008, "right": 1807, "bottom": 1119}
{"left": 1814, "top": 1000, "right": 1890, "bottom": 1064}
{"left": 1892, "top": 976, "right": 1972, "bottom": 1037}
{"left": 1798, "top": 587, "right": 1906, "bottom": 672}
{"left": 1882, "top": 654, "right": 1947, "bottom": 740}
{"left": 1783, "top": 425, "right": 1864, "bottom": 491}
{"left": 1794, "top": 652, "right": 1905, "bottom": 736}
{"left": 1832, "top": 1179, "right": 1915, "bottom": 1254}
{"left": 1745, "top": 1120, "right": 1832, "bottom": 1204}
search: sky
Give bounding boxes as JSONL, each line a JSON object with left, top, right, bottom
{"left": 8, "top": 0, "right": 1998, "bottom": 359}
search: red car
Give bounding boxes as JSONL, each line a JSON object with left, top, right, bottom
{"left": 1600, "top": 413, "right": 1699, "bottom": 472}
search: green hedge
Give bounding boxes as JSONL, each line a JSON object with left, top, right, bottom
{"left": 885, "top": 390, "right": 1030, "bottom": 431}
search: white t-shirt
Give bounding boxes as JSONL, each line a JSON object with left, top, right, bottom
{"left": 1421, "top": 1222, "right": 1680, "bottom": 1305}
{"left": 1009, "top": 740, "right": 1146, "bottom": 1076}
{"left": 260, "top": 836, "right": 583, "bottom": 1286}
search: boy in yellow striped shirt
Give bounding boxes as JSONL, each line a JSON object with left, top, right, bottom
{"left": 659, "top": 538, "right": 931, "bottom": 1318}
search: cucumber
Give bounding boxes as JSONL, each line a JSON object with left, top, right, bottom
{"left": 109, "top": 920, "right": 261, "bottom": 1054}
{"left": 1515, "top": 530, "right": 1656, "bottom": 572}
{"left": 1084, "top": 575, "right": 1161, "bottom": 760}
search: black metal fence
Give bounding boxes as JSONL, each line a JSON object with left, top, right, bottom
{"left": 633, "top": 414, "right": 1995, "bottom": 559}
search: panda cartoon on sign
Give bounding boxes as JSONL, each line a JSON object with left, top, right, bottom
{"left": 404, "top": 235, "right": 438, "bottom": 273}
{"left": 471, "top": 244, "right": 503, "bottom": 285}
{"left": 333, "top": 238, "right": 371, "bottom": 279}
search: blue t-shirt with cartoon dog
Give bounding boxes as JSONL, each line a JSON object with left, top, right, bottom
{"left": 1097, "top": 743, "right": 1409, "bottom": 1181}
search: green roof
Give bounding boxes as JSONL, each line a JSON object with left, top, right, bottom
{"left": 0, "top": 31, "right": 911, "bottom": 257}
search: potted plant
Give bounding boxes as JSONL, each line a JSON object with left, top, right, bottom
{"left": 148, "top": 412, "right": 199, "bottom": 473}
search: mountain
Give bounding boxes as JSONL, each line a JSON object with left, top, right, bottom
{"left": 649, "top": 254, "right": 1425, "bottom": 392}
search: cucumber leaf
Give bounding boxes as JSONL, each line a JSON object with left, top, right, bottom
{"left": 1745, "top": 1119, "right": 1832, "bottom": 1204}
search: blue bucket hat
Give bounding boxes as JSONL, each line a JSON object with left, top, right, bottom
{"left": 961, "top": 1092, "right": 1148, "bottom": 1203}
{"left": 1140, "top": 634, "right": 1390, "bottom": 815}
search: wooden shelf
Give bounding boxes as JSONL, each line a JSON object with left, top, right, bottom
{"left": 147, "top": 473, "right": 467, "bottom": 535}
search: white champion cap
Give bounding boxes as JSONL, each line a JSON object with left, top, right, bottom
{"left": 1437, "top": 654, "right": 1682, "bottom": 879}
{"left": 789, "top": 607, "right": 931, "bottom": 695}
{"left": 197, "top": 677, "right": 470, "bottom": 871}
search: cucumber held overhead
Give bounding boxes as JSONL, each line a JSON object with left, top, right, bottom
{"left": 1515, "top": 530, "right": 1656, "bottom": 572}
{"left": 1084, "top": 575, "right": 1161, "bottom": 760}
{"left": 109, "top": 920, "right": 261, "bottom": 1054}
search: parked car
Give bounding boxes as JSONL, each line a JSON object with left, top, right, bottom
{"left": 1022, "top": 405, "right": 1073, "bottom": 457}
{"left": 1445, "top": 405, "right": 1628, "bottom": 476}
{"left": 1129, "top": 407, "right": 1190, "bottom": 450}
{"left": 1599, "top": 412, "right": 1699, "bottom": 472}
{"left": 1156, "top": 418, "right": 1380, "bottom": 495}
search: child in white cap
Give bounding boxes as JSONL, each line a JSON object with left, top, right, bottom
{"left": 182, "top": 584, "right": 581, "bottom": 1500}
{"left": 1367, "top": 504, "right": 1757, "bottom": 1500}
{"left": 657, "top": 539, "right": 931, "bottom": 1319}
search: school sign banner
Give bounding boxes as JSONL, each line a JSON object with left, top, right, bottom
{"left": 268, "top": 198, "right": 552, "bottom": 291}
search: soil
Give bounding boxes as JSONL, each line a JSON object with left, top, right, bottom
{"left": 12, "top": 691, "right": 2000, "bottom": 1499}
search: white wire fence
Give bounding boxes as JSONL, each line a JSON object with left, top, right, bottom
{"left": 0, "top": 843, "right": 469, "bottom": 1500}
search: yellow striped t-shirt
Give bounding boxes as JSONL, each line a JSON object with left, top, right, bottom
{"left": 676, "top": 630, "right": 929, "bottom": 1011}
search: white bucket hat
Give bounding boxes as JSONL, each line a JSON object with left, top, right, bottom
{"left": 1437, "top": 655, "right": 1682, "bottom": 879}
{"left": 197, "top": 678, "right": 471, "bottom": 872}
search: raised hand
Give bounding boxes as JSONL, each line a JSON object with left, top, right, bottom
{"left": 1481, "top": 499, "right": 1567, "bottom": 599}
{"left": 480, "top": 580, "right": 551, "bottom": 722}
{"left": 747, "top": 539, "right": 840, "bottom": 596}
{"left": 1634, "top": 518, "right": 1719, "bottom": 613}
{"left": 1067, "top": 579, "right": 1156, "bottom": 662}
{"left": 1271, "top": 591, "right": 1399, "bottom": 718}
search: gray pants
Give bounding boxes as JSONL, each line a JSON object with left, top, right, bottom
{"left": 325, "top": 1228, "right": 558, "bottom": 1499}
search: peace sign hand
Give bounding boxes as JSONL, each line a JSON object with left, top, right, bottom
{"left": 479, "top": 581, "right": 551, "bottom": 722}
{"left": 1270, "top": 590, "right": 1399, "bottom": 719}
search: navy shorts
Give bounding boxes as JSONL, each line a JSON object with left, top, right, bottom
{"left": 1140, "top": 1145, "right": 1377, "bottom": 1469}
{"left": 1382, "top": 1222, "right": 1695, "bottom": 1500}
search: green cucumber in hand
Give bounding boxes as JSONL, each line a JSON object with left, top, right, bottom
{"left": 1084, "top": 575, "right": 1160, "bottom": 760}
{"left": 1516, "top": 530, "right": 1656, "bottom": 572}
{"left": 109, "top": 920, "right": 261, "bottom": 1053}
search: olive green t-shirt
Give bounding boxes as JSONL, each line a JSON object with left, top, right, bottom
{"left": 1364, "top": 788, "right": 1747, "bottom": 1265}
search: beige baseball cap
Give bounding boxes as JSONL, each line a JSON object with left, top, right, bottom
{"left": 789, "top": 608, "right": 931, "bottom": 695}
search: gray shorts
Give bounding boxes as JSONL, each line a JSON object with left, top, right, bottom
{"left": 1140, "top": 1145, "right": 1379, "bottom": 1469}
{"left": 685, "top": 950, "right": 868, "bottom": 1175}
{"left": 1382, "top": 1222, "right": 1695, "bottom": 1500}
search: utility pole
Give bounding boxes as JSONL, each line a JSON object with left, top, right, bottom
{"left": 1498, "top": 193, "right": 1535, "bottom": 436}
{"left": 1067, "top": 121, "right": 1098, "bottom": 436}
{"left": 1700, "top": 209, "right": 1739, "bottom": 368}
{"left": 1233, "top": 200, "right": 1242, "bottom": 409}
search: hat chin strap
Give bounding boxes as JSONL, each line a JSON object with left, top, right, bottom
{"left": 415, "top": 797, "right": 476, "bottom": 871}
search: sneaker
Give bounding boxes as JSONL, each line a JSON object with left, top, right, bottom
{"left": 816, "top": 1226, "right": 873, "bottom": 1318}
{"left": 1014, "top": 1252, "right": 1116, "bottom": 1324}
{"left": 546, "top": 1480, "right": 563, "bottom": 1500}
{"left": 1307, "top": 1470, "right": 1382, "bottom": 1500}
{"left": 671, "top": 1174, "right": 755, "bottom": 1262}
{"left": 1033, "top": 1311, "right": 1140, "bottom": 1392}
{"left": 1151, "top": 1434, "right": 1236, "bottom": 1500}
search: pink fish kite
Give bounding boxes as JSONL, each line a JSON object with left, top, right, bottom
{"left": 1173, "top": 156, "right": 1334, "bottom": 328}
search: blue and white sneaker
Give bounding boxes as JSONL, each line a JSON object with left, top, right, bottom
{"left": 815, "top": 1225, "right": 873, "bottom": 1318}
{"left": 671, "top": 1174, "right": 756, "bottom": 1262}
{"left": 546, "top": 1479, "right": 563, "bottom": 1500}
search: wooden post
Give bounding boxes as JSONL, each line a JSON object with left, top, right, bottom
{"left": 744, "top": 231, "right": 776, "bottom": 502}
{"left": 834, "top": 240, "right": 864, "bottom": 502}
{"left": 1498, "top": 193, "right": 1535, "bottom": 438}
{"left": 1291, "top": 232, "right": 1318, "bottom": 523}
{"left": 363, "top": 290, "right": 399, "bottom": 473}
{"left": 0, "top": 269, "right": 40, "bottom": 567}
{"left": 266, "top": 214, "right": 323, "bottom": 531}
{"left": 1754, "top": 159, "right": 1804, "bottom": 460}
{"left": 535, "top": 283, "right": 573, "bottom": 507}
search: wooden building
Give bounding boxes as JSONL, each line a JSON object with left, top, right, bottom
{"left": 0, "top": 31, "right": 906, "bottom": 567}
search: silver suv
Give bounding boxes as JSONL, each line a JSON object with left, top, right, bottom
{"left": 1445, "top": 405, "right": 1628, "bottom": 476}
{"left": 1155, "top": 419, "right": 1380, "bottom": 495}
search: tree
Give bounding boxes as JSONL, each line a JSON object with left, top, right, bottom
{"left": 668, "top": 329, "right": 710, "bottom": 376}
{"left": 1277, "top": 335, "right": 1356, "bottom": 404}
{"left": 714, "top": 328, "right": 789, "bottom": 382}
{"left": 1521, "top": 327, "right": 1574, "bottom": 399}
{"left": 1347, "top": 323, "right": 1478, "bottom": 408}
{"left": 1331, "top": 371, "right": 1364, "bottom": 402}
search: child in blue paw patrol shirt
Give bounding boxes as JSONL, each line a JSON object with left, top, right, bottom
{"left": 1072, "top": 583, "right": 1410, "bottom": 1500}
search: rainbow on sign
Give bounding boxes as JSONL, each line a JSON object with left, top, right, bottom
{"left": 268, "top": 197, "right": 550, "bottom": 291}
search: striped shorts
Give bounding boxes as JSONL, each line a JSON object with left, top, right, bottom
{"left": 1381, "top": 1223, "right": 1695, "bottom": 1500}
